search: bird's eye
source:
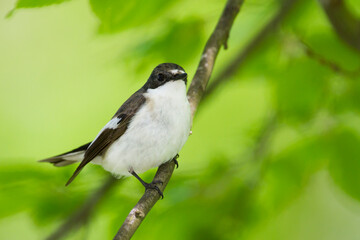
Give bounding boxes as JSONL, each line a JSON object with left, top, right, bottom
{"left": 157, "top": 73, "right": 165, "bottom": 82}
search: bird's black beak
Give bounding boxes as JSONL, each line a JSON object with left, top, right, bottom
{"left": 174, "top": 72, "right": 187, "bottom": 80}
{"left": 174, "top": 72, "right": 188, "bottom": 85}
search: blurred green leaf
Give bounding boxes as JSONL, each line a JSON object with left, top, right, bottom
{"left": 90, "top": 0, "right": 175, "bottom": 33}
{"left": 15, "top": 0, "right": 71, "bottom": 8}
{"left": 328, "top": 75, "right": 360, "bottom": 114}
{"left": 0, "top": 164, "right": 93, "bottom": 225}
{"left": 6, "top": 0, "right": 71, "bottom": 17}
{"left": 258, "top": 136, "right": 326, "bottom": 213}
{"left": 127, "top": 17, "right": 205, "bottom": 71}
{"left": 327, "top": 128, "right": 360, "bottom": 202}
{"left": 275, "top": 58, "right": 329, "bottom": 122}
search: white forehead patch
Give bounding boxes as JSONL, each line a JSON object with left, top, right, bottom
{"left": 169, "top": 69, "right": 185, "bottom": 75}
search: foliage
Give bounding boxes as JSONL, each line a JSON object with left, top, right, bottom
{"left": 1, "top": 0, "right": 360, "bottom": 239}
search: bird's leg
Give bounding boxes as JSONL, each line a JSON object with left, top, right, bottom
{"left": 173, "top": 154, "right": 179, "bottom": 169}
{"left": 130, "top": 170, "right": 164, "bottom": 199}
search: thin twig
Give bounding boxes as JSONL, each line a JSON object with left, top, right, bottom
{"left": 299, "top": 38, "right": 360, "bottom": 77}
{"left": 318, "top": 0, "right": 360, "bottom": 53}
{"left": 252, "top": 112, "right": 278, "bottom": 161}
{"left": 114, "top": 0, "right": 244, "bottom": 239}
{"left": 46, "top": 176, "right": 118, "bottom": 240}
{"left": 204, "top": 0, "right": 300, "bottom": 101}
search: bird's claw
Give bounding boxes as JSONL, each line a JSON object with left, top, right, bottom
{"left": 173, "top": 154, "right": 179, "bottom": 168}
{"left": 144, "top": 182, "right": 164, "bottom": 199}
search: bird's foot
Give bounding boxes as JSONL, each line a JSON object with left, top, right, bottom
{"left": 130, "top": 170, "right": 164, "bottom": 199}
{"left": 143, "top": 181, "right": 164, "bottom": 199}
{"left": 173, "top": 154, "right": 179, "bottom": 169}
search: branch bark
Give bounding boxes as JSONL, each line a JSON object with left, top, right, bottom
{"left": 186, "top": 0, "right": 244, "bottom": 117}
{"left": 204, "top": 0, "right": 299, "bottom": 101}
{"left": 318, "top": 0, "right": 360, "bottom": 53}
{"left": 114, "top": 0, "right": 244, "bottom": 239}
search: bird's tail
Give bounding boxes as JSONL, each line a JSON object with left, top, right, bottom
{"left": 38, "top": 142, "right": 91, "bottom": 167}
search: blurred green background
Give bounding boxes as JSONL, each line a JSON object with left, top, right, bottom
{"left": 1, "top": 0, "right": 360, "bottom": 239}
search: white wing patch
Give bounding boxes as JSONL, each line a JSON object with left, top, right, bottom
{"left": 89, "top": 117, "right": 122, "bottom": 147}
{"left": 105, "top": 117, "right": 121, "bottom": 129}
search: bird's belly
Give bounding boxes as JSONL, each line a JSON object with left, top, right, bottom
{"left": 101, "top": 89, "right": 191, "bottom": 177}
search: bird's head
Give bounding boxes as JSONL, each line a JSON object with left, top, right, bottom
{"left": 145, "top": 63, "right": 187, "bottom": 89}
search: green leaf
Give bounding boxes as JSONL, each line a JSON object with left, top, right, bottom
{"left": 0, "top": 164, "right": 91, "bottom": 224}
{"left": 127, "top": 17, "right": 205, "bottom": 70}
{"left": 257, "top": 136, "right": 326, "bottom": 213}
{"left": 15, "top": 0, "right": 71, "bottom": 8}
{"left": 89, "top": 0, "right": 175, "bottom": 33}
{"left": 275, "top": 58, "right": 329, "bottom": 122}
{"left": 328, "top": 75, "right": 360, "bottom": 114}
{"left": 6, "top": 0, "right": 71, "bottom": 17}
{"left": 327, "top": 128, "right": 360, "bottom": 202}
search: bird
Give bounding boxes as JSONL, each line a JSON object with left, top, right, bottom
{"left": 39, "top": 63, "right": 191, "bottom": 198}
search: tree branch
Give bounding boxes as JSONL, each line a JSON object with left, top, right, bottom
{"left": 46, "top": 1, "right": 244, "bottom": 238}
{"left": 318, "top": 0, "right": 360, "bottom": 53}
{"left": 186, "top": 0, "right": 244, "bottom": 117}
{"left": 204, "top": 0, "right": 299, "bottom": 101}
{"left": 114, "top": 0, "right": 244, "bottom": 239}
{"left": 47, "top": 1, "right": 299, "bottom": 238}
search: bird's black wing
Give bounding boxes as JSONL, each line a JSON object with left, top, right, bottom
{"left": 65, "top": 89, "right": 146, "bottom": 186}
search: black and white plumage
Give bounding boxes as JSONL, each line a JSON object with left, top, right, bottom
{"left": 40, "top": 63, "right": 191, "bottom": 194}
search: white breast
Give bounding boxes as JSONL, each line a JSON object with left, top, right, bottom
{"left": 102, "top": 80, "right": 191, "bottom": 177}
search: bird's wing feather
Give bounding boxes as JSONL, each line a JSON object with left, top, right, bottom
{"left": 38, "top": 142, "right": 91, "bottom": 167}
{"left": 65, "top": 90, "right": 146, "bottom": 186}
